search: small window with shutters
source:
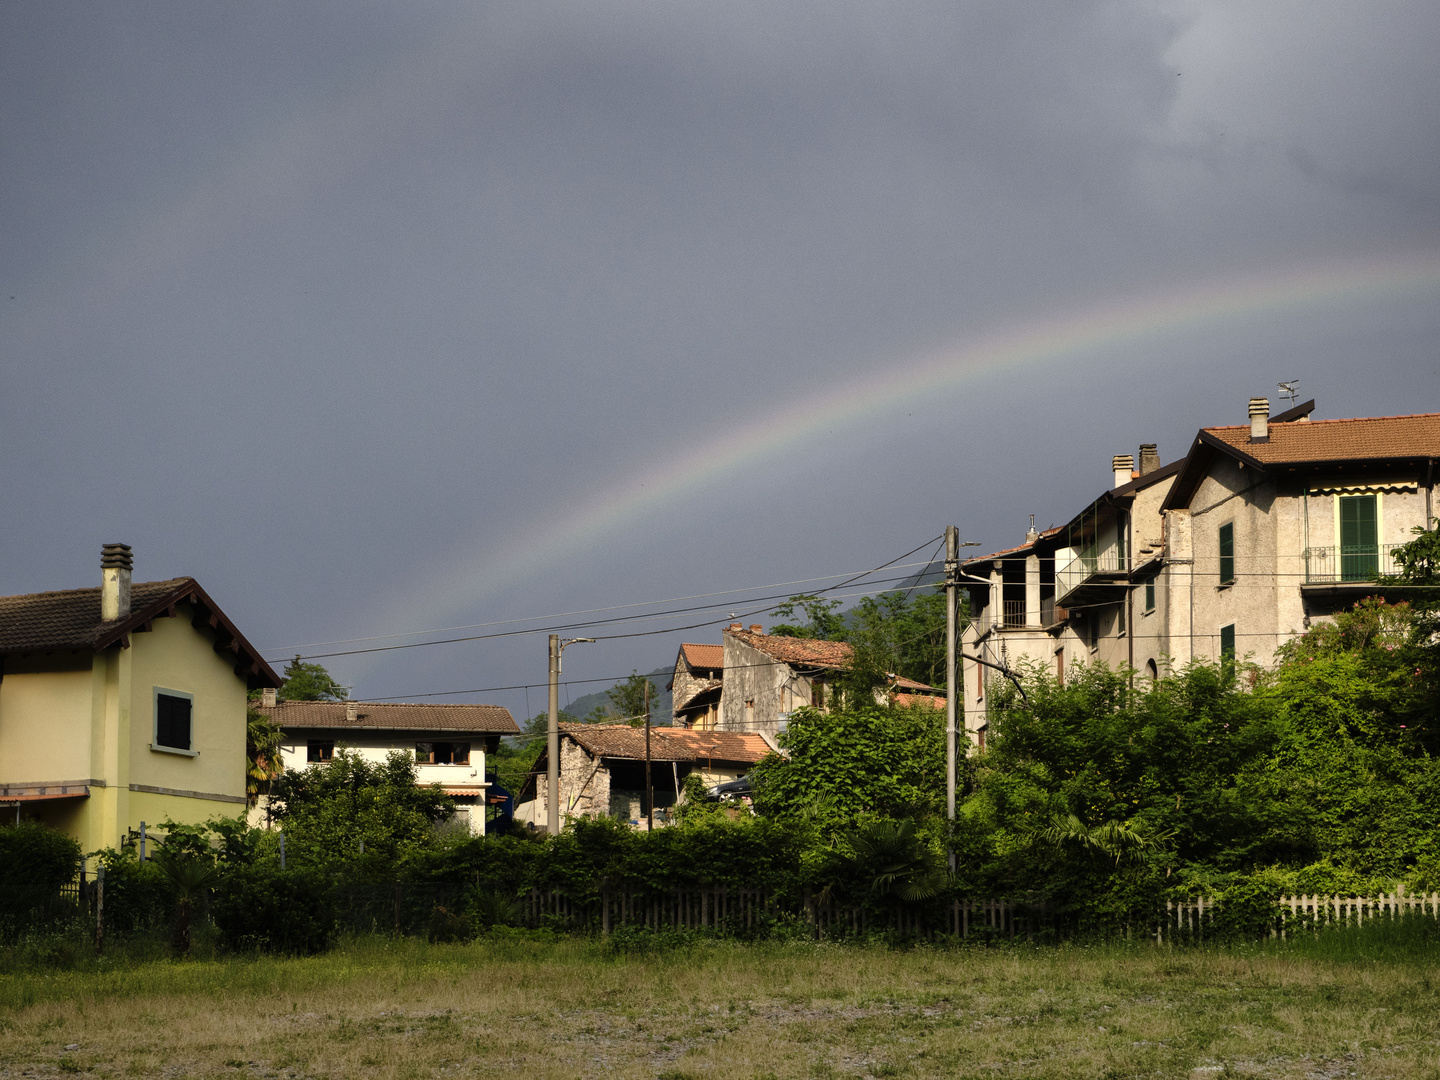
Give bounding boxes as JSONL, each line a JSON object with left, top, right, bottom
{"left": 153, "top": 689, "right": 194, "bottom": 752}
{"left": 1218, "top": 523, "right": 1235, "bottom": 586}
{"left": 1220, "top": 623, "right": 1236, "bottom": 662}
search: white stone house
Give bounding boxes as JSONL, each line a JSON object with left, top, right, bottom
{"left": 252, "top": 695, "right": 520, "bottom": 834}
{"left": 960, "top": 398, "right": 1440, "bottom": 748}
{"left": 513, "top": 724, "right": 771, "bottom": 829}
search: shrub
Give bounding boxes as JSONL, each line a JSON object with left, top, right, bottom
{"left": 211, "top": 864, "right": 336, "bottom": 954}
{"left": 0, "top": 823, "right": 81, "bottom": 939}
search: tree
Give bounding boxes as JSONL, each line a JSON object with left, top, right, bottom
{"left": 607, "top": 671, "right": 658, "bottom": 725}
{"left": 769, "top": 594, "right": 847, "bottom": 640}
{"left": 749, "top": 702, "right": 945, "bottom": 830}
{"left": 267, "top": 749, "right": 455, "bottom": 868}
{"left": 246, "top": 708, "right": 285, "bottom": 808}
{"left": 279, "top": 657, "right": 348, "bottom": 701}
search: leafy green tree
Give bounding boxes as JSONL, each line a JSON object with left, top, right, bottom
{"left": 769, "top": 594, "right": 847, "bottom": 640}
{"left": 750, "top": 703, "right": 945, "bottom": 830}
{"left": 279, "top": 656, "right": 349, "bottom": 701}
{"left": 607, "top": 671, "right": 660, "bottom": 725}
{"left": 267, "top": 749, "right": 455, "bottom": 869}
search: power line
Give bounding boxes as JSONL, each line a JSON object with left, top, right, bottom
{"left": 263, "top": 561, "right": 940, "bottom": 654}
{"left": 270, "top": 539, "right": 943, "bottom": 664}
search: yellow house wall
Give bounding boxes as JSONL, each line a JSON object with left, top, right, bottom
{"left": 0, "top": 652, "right": 94, "bottom": 784}
{"left": 126, "top": 610, "right": 249, "bottom": 833}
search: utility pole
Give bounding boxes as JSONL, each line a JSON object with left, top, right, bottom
{"left": 548, "top": 634, "right": 595, "bottom": 834}
{"left": 644, "top": 679, "right": 653, "bottom": 831}
{"left": 944, "top": 525, "right": 959, "bottom": 871}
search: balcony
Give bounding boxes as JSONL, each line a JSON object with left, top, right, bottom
{"left": 1303, "top": 544, "right": 1403, "bottom": 585}
{"left": 1056, "top": 547, "right": 1130, "bottom": 606}
{"left": 1003, "top": 600, "right": 1027, "bottom": 628}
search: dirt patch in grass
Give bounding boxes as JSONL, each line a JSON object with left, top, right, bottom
{"left": 2, "top": 938, "right": 1438, "bottom": 1078}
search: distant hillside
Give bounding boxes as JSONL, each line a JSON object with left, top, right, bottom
{"left": 547, "top": 668, "right": 673, "bottom": 727}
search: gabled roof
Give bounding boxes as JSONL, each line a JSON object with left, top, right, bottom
{"left": 0, "top": 577, "right": 280, "bottom": 688}
{"left": 255, "top": 700, "right": 519, "bottom": 734}
{"left": 1164, "top": 409, "right": 1440, "bottom": 510}
{"left": 961, "top": 527, "right": 1063, "bottom": 570}
{"left": 725, "top": 628, "right": 853, "bottom": 669}
{"left": 679, "top": 643, "right": 724, "bottom": 670}
{"left": 561, "top": 723, "right": 771, "bottom": 764}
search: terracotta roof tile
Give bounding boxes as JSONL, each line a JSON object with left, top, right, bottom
{"left": 0, "top": 578, "right": 194, "bottom": 653}
{"left": 962, "top": 527, "right": 1064, "bottom": 568}
{"left": 680, "top": 643, "right": 724, "bottom": 669}
{"left": 256, "top": 700, "right": 519, "bottom": 734}
{"left": 1204, "top": 412, "right": 1440, "bottom": 465}
{"left": 0, "top": 577, "right": 279, "bottom": 688}
{"left": 561, "top": 723, "right": 771, "bottom": 764}
{"left": 727, "top": 630, "right": 854, "bottom": 668}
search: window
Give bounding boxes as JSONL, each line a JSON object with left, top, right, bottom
{"left": 1218, "top": 523, "right": 1234, "bottom": 586}
{"left": 415, "top": 741, "right": 470, "bottom": 765}
{"left": 1144, "top": 580, "right": 1155, "bottom": 613}
{"left": 307, "top": 741, "right": 334, "bottom": 763}
{"left": 811, "top": 683, "right": 824, "bottom": 709}
{"left": 1117, "top": 600, "right": 1126, "bottom": 635}
{"left": 1220, "top": 623, "right": 1236, "bottom": 661}
{"left": 1339, "top": 494, "right": 1379, "bottom": 581}
{"left": 154, "top": 691, "right": 192, "bottom": 751}
{"left": 1145, "top": 658, "right": 1158, "bottom": 681}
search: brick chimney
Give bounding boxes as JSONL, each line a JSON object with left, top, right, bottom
{"left": 749, "top": 624, "right": 763, "bottom": 634}
{"left": 1138, "top": 443, "right": 1159, "bottom": 476}
{"left": 1249, "top": 397, "right": 1269, "bottom": 442}
{"left": 727, "top": 622, "right": 743, "bottom": 632}
{"left": 100, "top": 543, "right": 132, "bottom": 621}
{"left": 1112, "top": 454, "right": 1134, "bottom": 489}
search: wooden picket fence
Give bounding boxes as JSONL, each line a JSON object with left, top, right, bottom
{"left": 1160, "top": 889, "right": 1440, "bottom": 942}
{"left": 523, "top": 887, "right": 1037, "bottom": 939}
{"left": 526, "top": 886, "right": 1440, "bottom": 942}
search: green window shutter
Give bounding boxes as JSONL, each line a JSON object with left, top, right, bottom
{"left": 1339, "top": 495, "right": 1378, "bottom": 581}
{"left": 1145, "top": 580, "right": 1155, "bottom": 612}
{"left": 1220, "top": 623, "right": 1236, "bottom": 660}
{"left": 1218, "top": 523, "right": 1234, "bottom": 585}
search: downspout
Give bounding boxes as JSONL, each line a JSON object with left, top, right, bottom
{"left": 1427, "top": 459, "right": 1434, "bottom": 528}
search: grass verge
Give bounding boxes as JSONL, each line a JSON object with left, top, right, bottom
{"left": 2, "top": 922, "right": 1439, "bottom": 1078}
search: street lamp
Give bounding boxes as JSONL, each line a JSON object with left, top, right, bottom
{"left": 548, "top": 635, "right": 595, "bottom": 834}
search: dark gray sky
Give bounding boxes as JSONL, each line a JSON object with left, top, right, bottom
{"left": 4, "top": 1, "right": 1439, "bottom": 717}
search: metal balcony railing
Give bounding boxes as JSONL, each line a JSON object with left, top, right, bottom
{"left": 1002, "top": 600, "right": 1027, "bottom": 628}
{"left": 1303, "top": 544, "right": 1402, "bottom": 584}
{"left": 1056, "top": 549, "right": 1129, "bottom": 602}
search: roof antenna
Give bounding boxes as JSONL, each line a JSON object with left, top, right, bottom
{"left": 1278, "top": 380, "right": 1300, "bottom": 406}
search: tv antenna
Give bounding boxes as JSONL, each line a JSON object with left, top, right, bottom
{"left": 1278, "top": 380, "right": 1301, "bottom": 405}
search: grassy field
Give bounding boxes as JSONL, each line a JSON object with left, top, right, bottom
{"left": 3, "top": 925, "right": 1440, "bottom": 1079}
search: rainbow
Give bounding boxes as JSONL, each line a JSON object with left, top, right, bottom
{"left": 363, "top": 250, "right": 1440, "bottom": 652}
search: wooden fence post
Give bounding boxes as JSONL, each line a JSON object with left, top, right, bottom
{"left": 94, "top": 864, "right": 104, "bottom": 956}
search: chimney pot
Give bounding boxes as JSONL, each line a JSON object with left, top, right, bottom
{"left": 1025, "top": 513, "right": 1038, "bottom": 544}
{"left": 100, "top": 543, "right": 132, "bottom": 621}
{"left": 1112, "top": 454, "right": 1134, "bottom": 490}
{"left": 260, "top": 687, "right": 277, "bottom": 707}
{"left": 1138, "top": 443, "right": 1159, "bottom": 476}
{"left": 749, "top": 624, "right": 764, "bottom": 634}
{"left": 345, "top": 703, "right": 358, "bottom": 724}
{"left": 728, "top": 622, "right": 743, "bottom": 632}
{"left": 1249, "top": 397, "right": 1270, "bottom": 442}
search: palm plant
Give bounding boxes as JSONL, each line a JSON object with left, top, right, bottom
{"left": 247, "top": 709, "right": 286, "bottom": 808}
{"left": 841, "top": 817, "right": 947, "bottom": 903}
{"left": 1036, "top": 812, "right": 1170, "bottom": 867}
{"left": 150, "top": 846, "right": 221, "bottom": 955}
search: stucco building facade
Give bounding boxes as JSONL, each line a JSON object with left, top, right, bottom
{"left": 960, "top": 400, "right": 1440, "bottom": 748}
{"left": 0, "top": 545, "right": 279, "bottom": 851}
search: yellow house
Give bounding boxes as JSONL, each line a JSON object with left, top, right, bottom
{"left": 0, "top": 544, "right": 280, "bottom": 852}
